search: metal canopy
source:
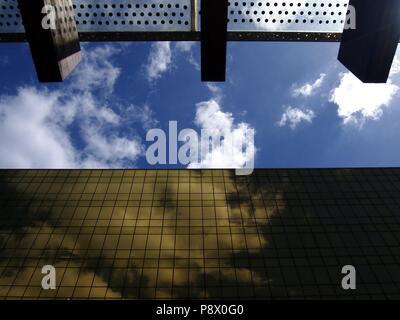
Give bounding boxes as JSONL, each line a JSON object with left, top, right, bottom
{"left": 0, "top": 0, "right": 351, "bottom": 42}
{"left": 1, "top": 0, "right": 399, "bottom": 84}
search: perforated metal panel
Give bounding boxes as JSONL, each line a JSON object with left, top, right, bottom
{"left": 0, "top": 0, "right": 351, "bottom": 34}
{"left": 49, "top": 0, "right": 79, "bottom": 46}
{"left": 0, "top": 0, "right": 192, "bottom": 33}
{"left": 0, "top": 0, "right": 21, "bottom": 32}
{"left": 226, "top": 0, "right": 350, "bottom": 32}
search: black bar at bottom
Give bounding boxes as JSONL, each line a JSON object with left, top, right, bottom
{"left": 0, "top": 300, "right": 391, "bottom": 319}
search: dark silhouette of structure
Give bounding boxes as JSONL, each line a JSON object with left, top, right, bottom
{"left": 1, "top": 0, "right": 399, "bottom": 83}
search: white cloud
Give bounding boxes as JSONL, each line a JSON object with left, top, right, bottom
{"left": 0, "top": 44, "right": 154, "bottom": 169}
{"left": 188, "top": 95, "right": 256, "bottom": 169}
{"left": 293, "top": 73, "right": 326, "bottom": 97}
{"left": 80, "top": 124, "right": 143, "bottom": 168}
{"left": 278, "top": 106, "right": 315, "bottom": 130}
{"left": 175, "top": 42, "right": 195, "bottom": 53}
{"left": 71, "top": 45, "right": 121, "bottom": 93}
{"left": 175, "top": 42, "right": 199, "bottom": 70}
{"left": 0, "top": 88, "right": 77, "bottom": 168}
{"left": 145, "top": 42, "right": 173, "bottom": 82}
{"left": 329, "top": 72, "right": 399, "bottom": 126}
{"left": 329, "top": 51, "right": 400, "bottom": 127}
{"left": 390, "top": 54, "right": 400, "bottom": 76}
{"left": 0, "top": 56, "right": 9, "bottom": 67}
{"left": 143, "top": 41, "right": 200, "bottom": 82}
{"left": 206, "top": 83, "right": 223, "bottom": 102}
{"left": 123, "top": 104, "right": 159, "bottom": 131}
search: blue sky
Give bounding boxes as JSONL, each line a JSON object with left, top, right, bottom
{"left": 1, "top": 40, "right": 400, "bottom": 169}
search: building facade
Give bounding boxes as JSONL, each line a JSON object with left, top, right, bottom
{"left": 0, "top": 168, "right": 399, "bottom": 299}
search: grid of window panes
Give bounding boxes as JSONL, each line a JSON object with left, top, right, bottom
{"left": 0, "top": 169, "right": 399, "bottom": 299}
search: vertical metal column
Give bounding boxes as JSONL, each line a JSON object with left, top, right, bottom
{"left": 338, "top": 0, "right": 400, "bottom": 83}
{"left": 200, "top": 0, "right": 228, "bottom": 82}
{"left": 191, "top": 0, "right": 198, "bottom": 32}
{"left": 17, "top": 0, "right": 81, "bottom": 82}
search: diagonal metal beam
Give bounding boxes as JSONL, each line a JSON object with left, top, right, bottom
{"left": 17, "top": 0, "right": 81, "bottom": 82}
{"left": 200, "top": 0, "right": 228, "bottom": 82}
{"left": 338, "top": 0, "right": 400, "bottom": 83}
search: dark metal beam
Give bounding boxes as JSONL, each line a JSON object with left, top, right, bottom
{"left": 17, "top": 0, "right": 81, "bottom": 82}
{"left": 0, "top": 31, "right": 344, "bottom": 43}
{"left": 227, "top": 32, "right": 342, "bottom": 42}
{"left": 200, "top": 0, "right": 228, "bottom": 82}
{"left": 338, "top": 0, "right": 400, "bottom": 83}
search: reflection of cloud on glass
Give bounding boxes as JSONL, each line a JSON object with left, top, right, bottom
{"left": 2, "top": 169, "right": 400, "bottom": 299}
{"left": 0, "top": 170, "right": 282, "bottom": 299}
